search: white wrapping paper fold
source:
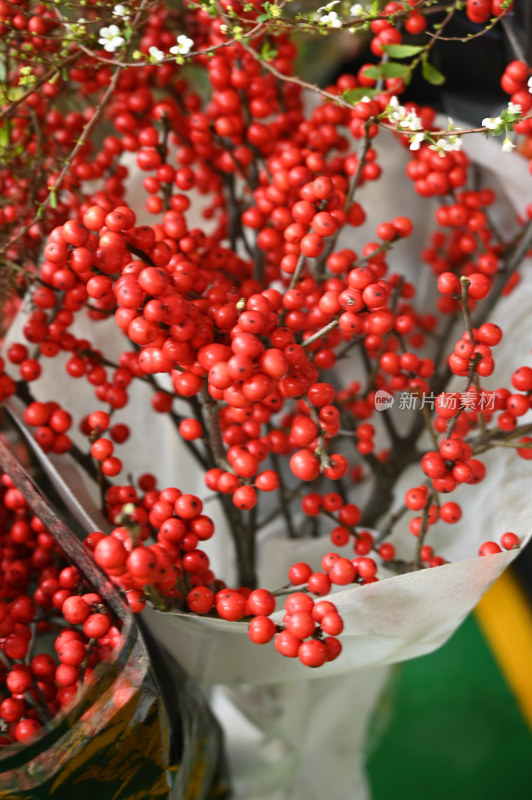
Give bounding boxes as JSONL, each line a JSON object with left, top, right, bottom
{"left": 141, "top": 538, "right": 522, "bottom": 687}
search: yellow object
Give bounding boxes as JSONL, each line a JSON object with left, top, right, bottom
{"left": 476, "top": 569, "right": 532, "bottom": 731}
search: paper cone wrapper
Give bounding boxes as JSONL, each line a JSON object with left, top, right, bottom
{"left": 2, "top": 120, "right": 532, "bottom": 691}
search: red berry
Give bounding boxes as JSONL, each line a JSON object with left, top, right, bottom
{"left": 216, "top": 589, "right": 247, "bottom": 621}
{"left": 328, "top": 557, "right": 356, "bottom": 585}
{"left": 307, "top": 572, "right": 332, "bottom": 596}
{"left": 290, "top": 450, "right": 320, "bottom": 481}
{"left": 324, "top": 636, "right": 342, "bottom": 662}
{"left": 247, "top": 589, "right": 276, "bottom": 616}
{"left": 62, "top": 595, "right": 91, "bottom": 624}
{"left": 275, "top": 629, "right": 301, "bottom": 658}
{"left": 439, "top": 501, "right": 462, "bottom": 524}
{"left": 320, "top": 612, "right": 344, "bottom": 636}
{"left": 186, "top": 586, "right": 214, "bottom": 614}
{"left": 83, "top": 612, "right": 111, "bottom": 639}
{"left": 478, "top": 541, "right": 502, "bottom": 556}
{"left": 297, "top": 639, "right": 327, "bottom": 668}
{"left": 500, "top": 532, "right": 520, "bottom": 550}
{"left": 248, "top": 616, "right": 276, "bottom": 644}
{"left": 288, "top": 562, "right": 312, "bottom": 585}
{"left": 57, "top": 638, "right": 86, "bottom": 666}
{"left": 15, "top": 719, "right": 42, "bottom": 743}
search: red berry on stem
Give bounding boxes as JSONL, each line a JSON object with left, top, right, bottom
{"left": 275, "top": 630, "right": 301, "bottom": 658}
{"left": 500, "top": 532, "right": 519, "bottom": 550}
{"left": 298, "top": 639, "right": 327, "bottom": 668}
{"left": 248, "top": 616, "right": 276, "bottom": 644}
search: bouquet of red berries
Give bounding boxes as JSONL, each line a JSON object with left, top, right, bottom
{"left": 0, "top": 1, "right": 532, "bottom": 796}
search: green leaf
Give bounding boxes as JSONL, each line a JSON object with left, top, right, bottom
{"left": 361, "top": 65, "right": 383, "bottom": 80}
{"left": 0, "top": 125, "right": 9, "bottom": 149}
{"left": 421, "top": 59, "right": 446, "bottom": 86}
{"left": 381, "top": 43, "right": 424, "bottom": 59}
{"left": 383, "top": 62, "right": 411, "bottom": 78}
{"left": 342, "top": 87, "right": 378, "bottom": 104}
{"left": 382, "top": 61, "right": 410, "bottom": 78}
{"left": 361, "top": 62, "right": 410, "bottom": 80}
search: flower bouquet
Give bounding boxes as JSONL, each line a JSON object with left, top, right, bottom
{"left": 1, "top": 0, "right": 532, "bottom": 797}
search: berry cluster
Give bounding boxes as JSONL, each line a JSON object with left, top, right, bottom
{"left": 0, "top": 0, "right": 530, "bottom": 708}
{"left": 0, "top": 472, "right": 121, "bottom": 746}
{"left": 465, "top": 0, "right": 514, "bottom": 24}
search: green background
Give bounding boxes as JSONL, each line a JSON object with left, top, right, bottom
{"left": 366, "top": 614, "right": 532, "bottom": 799}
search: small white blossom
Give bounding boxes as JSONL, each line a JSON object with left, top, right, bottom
{"left": 482, "top": 115, "right": 503, "bottom": 130}
{"left": 501, "top": 137, "right": 516, "bottom": 152}
{"left": 528, "top": 76, "right": 532, "bottom": 94}
{"left": 507, "top": 101, "right": 522, "bottom": 115}
{"left": 170, "top": 34, "right": 194, "bottom": 56}
{"left": 316, "top": 1, "right": 342, "bottom": 25}
{"left": 388, "top": 99, "right": 423, "bottom": 132}
{"left": 409, "top": 132, "right": 425, "bottom": 151}
{"left": 149, "top": 46, "right": 165, "bottom": 62}
{"left": 402, "top": 112, "right": 423, "bottom": 131}
{"left": 98, "top": 25, "right": 125, "bottom": 53}
{"left": 430, "top": 136, "right": 463, "bottom": 154}
{"left": 429, "top": 118, "right": 463, "bottom": 154}
{"left": 113, "top": 4, "right": 130, "bottom": 19}
{"left": 350, "top": 3, "right": 364, "bottom": 15}
{"left": 318, "top": 10, "right": 342, "bottom": 27}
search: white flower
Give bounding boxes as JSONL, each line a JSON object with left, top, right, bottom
{"left": 430, "top": 136, "right": 463, "bottom": 154}
{"left": 98, "top": 24, "right": 125, "bottom": 53}
{"left": 528, "top": 76, "right": 532, "bottom": 95}
{"left": 318, "top": 10, "right": 342, "bottom": 27}
{"left": 482, "top": 115, "right": 503, "bottom": 130}
{"left": 429, "top": 118, "right": 463, "bottom": 153}
{"left": 317, "top": 2, "right": 342, "bottom": 25}
{"left": 409, "top": 132, "right": 425, "bottom": 151}
{"left": 507, "top": 101, "right": 522, "bottom": 115}
{"left": 402, "top": 112, "right": 423, "bottom": 131}
{"left": 445, "top": 135, "right": 463, "bottom": 152}
{"left": 149, "top": 46, "right": 165, "bottom": 62}
{"left": 388, "top": 100, "right": 423, "bottom": 132}
{"left": 350, "top": 3, "right": 364, "bottom": 15}
{"left": 113, "top": 4, "right": 130, "bottom": 19}
{"left": 501, "top": 137, "right": 515, "bottom": 152}
{"left": 169, "top": 34, "right": 194, "bottom": 56}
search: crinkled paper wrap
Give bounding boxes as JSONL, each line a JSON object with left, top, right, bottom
{"left": 142, "top": 549, "right": 520, "bottom": 686}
